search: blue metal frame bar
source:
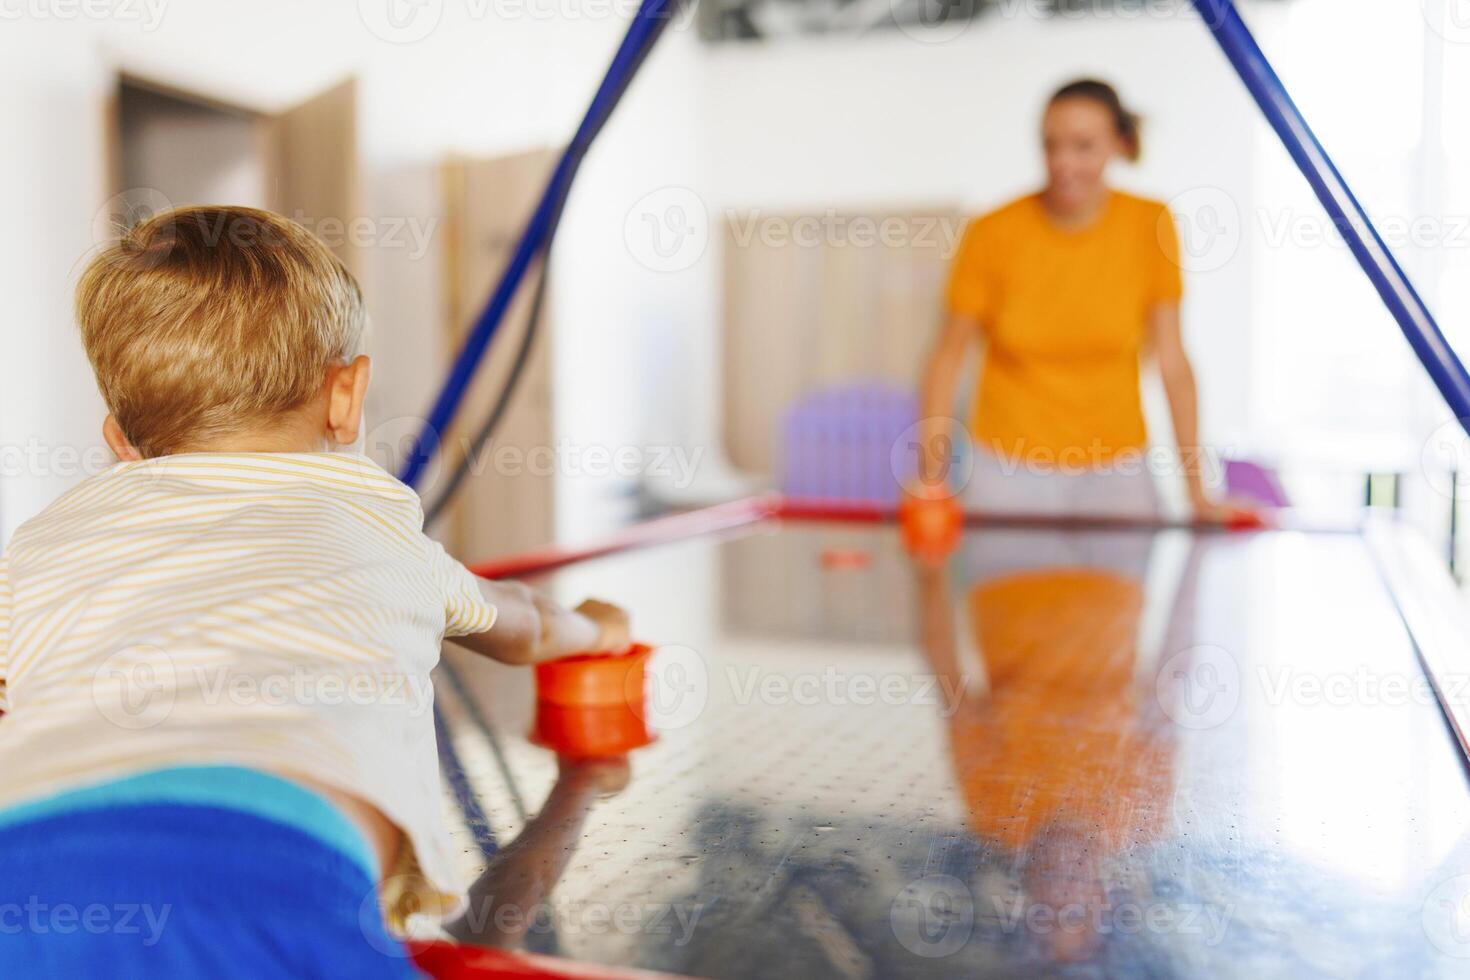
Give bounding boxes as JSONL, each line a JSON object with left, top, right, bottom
{"left": 400, "top": 0, "right": 681, "bottom": 488}
{"left": 434, "top": 701, "right": 499, "bottom": 860}
{"left": 1193, "top": 0, "right": 1470, "bottom": 427}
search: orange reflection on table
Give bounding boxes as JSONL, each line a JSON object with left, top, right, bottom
{"left": 916, "top": 549, "right": 1183, "bottom": 962}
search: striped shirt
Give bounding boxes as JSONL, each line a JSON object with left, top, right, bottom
{"left": 0, "top": 452, "right": 496, "bottom": 916}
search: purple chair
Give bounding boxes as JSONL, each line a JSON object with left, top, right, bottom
{"left": 781, "top": 393, "right": 1288, "bottom": 510}
{"left": 780, "top": 384, "right": 918, "bottom": 502}
{"left": 1224, "top": 459, "right": 1289, "bottom": 509}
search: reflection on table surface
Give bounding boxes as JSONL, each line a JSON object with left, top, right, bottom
{"left": 435, "top": 520, "right": 1470, "bottom": 978}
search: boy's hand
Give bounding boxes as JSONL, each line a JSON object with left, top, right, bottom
{"left": 455, "top": 579, "right": 632, "bottom": 665}
{"left": 574, "top": 598, "right": 631, "bottom": 653}
{"left": 557, "top": 755, "right": 632, "bottom": 796}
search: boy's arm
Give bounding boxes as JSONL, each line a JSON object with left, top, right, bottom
{"left": 449, "top": 578, "right": 629, "bottom": 666}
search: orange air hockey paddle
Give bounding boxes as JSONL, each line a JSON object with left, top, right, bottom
{"left": 898, "top": 492, "right": 963, "bottom": 561}
{"left": 532, "top": 644, "right": 655, "bottom": 758}
{"left": 535, "top": 643, "right": 651, "bottom": 706}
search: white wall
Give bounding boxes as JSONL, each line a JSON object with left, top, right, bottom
{"left": 1248, "top": 0, "right": 1452, "bottom": 512}
{"left": 548, "top": 25, "right": 727, "bottom": 534}
{"left": 1, "top": 0, "right": 1459, "bottom": 545}
{"left": 0, "top": 26, "right": 114, "bottom": 542}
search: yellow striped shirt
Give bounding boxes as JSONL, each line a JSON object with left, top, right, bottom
{"left": 0, "top": 451, "right": 496, "bottom": 915}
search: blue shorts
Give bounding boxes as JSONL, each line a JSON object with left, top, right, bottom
{"left": 0, "top": 767, "right": 422, "bottom": 978}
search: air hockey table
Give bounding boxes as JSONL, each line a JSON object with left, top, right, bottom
{"left": 423, "top": 497, "right": 1470, "bottom": 979}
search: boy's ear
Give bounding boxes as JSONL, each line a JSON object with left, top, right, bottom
{"left": 326, "top": 355, "right": 372, "bottom": 448}
{"left": 103, "top": 415, "right": 142, "bottom": 461}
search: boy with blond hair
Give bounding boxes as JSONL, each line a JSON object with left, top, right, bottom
{"left": 0, "top": 206, "right": 627, "bottom": 976}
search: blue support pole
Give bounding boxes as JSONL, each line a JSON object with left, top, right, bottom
{"left": 1192, "top": 0, "right": 1470, "bottom": 429}
{"left": 400, "top": 0, "right": 679, "bottom": 488}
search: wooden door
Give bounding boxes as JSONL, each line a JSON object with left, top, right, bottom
{"left": 439, "top": 149, "right": 559, "bottom": 561}
{"left": 268, "top": 79, "right": 361, "bottom": 276}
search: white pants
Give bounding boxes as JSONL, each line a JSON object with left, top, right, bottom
{"left": 957, "top": 446, "right": 1162, "bottom": 595}
{"left": 962, "top": 445, "right": 1160, "bottom": 521}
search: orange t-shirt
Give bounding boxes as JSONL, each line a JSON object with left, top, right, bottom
{"left": 946, "top": 191, "right": 1183, "bottom": 467}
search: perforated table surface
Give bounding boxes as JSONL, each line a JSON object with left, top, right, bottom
{"left": 430, "top": 508, "right": 1470, "bottom": 978}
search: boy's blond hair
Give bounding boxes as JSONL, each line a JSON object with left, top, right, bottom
{"left": 76, "top": 205, "right": 365, "bottom": 457}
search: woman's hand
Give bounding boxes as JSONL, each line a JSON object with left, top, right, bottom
{"left": 1191, "top": 494, "right": 1269, "bottom": 529}
{"left": 1150, "top": 303, "right": 1266, "bottom": 530}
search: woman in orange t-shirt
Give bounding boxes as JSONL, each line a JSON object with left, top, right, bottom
{"left": 920, "top": 79, "right": 1252, "bottom": 523}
